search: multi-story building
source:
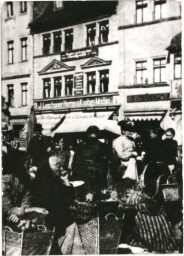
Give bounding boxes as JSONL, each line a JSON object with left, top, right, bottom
{"left": 117, "top": 0, "right": 181, "bottom": 131}
{"left": 1, "top": 1, "right": 34, "bottom": 138}
{"left": 29, "top": 1, "right": 120, "bottom": 136}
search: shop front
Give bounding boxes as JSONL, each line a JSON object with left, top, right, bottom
{"left": 34, "top": 92, "right": 120, "bottom": 145}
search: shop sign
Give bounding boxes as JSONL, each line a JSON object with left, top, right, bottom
{"left": 74, "top": 72, "right": 83, "bottom": 95}
{"left": 61, "top": 47, "right": 98, "bottom": 61}
{"left": 127, "top": 93, "right": 170, "bottom": 103}
{"left": 35, "top": 95, "right": 119, "bottom": 110}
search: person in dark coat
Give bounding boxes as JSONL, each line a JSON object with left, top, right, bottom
{"left": 27, "top": 123, "right": 53, "bottom": 168}
{"left": 73, "top": 126, "right": 110, "bottom": 199}
{"left": 162, "top": 128, "right": 178, "bottom": 174}
{"left": 143, "top": 128, "right": 170, "bottom": 187}
{"left": 29, "top": 155, "right": 75, "bottom": 254}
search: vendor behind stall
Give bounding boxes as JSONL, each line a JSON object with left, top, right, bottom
{"left": 72, "top": 126, "right": 110, "bottom": 199}
{"left": 27, "top": 123, "right": 53, "bottom": 169}
{"left": 113, "top": 119, "right": 139, "bottom": 181}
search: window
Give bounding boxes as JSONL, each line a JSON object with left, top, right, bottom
{"left": 53, "top": 31, "right": 62, "bottom": 53}
{"left": 87, "top": 72, "right": 96, "bottom": 94}
{"left": 174, "top": 55, "right": 182, "bottom": 79}
{"left": 65, "top": 76, "right": 73, "bottom": 96}
{"left": 154, "top": 0, "right": 166, "bottom": 20}
{"left": 136, "top": 61, "right": 147, "bottom": 84}
{"left": 100, "top": 70, "right": 109, "bottom": 93}
{"left": 7, "top": 41, "right": 14, "bottom": 64}
{"left": 7, "top": 2, "right": 13, "bottom": 17}
{"left": 21, "top": 83, "right": 28, "bottom": 106}
{"left": 86, "top": 24, "right": 96, "bottom": 47}
{"left": 54, "top": 1, "right": 63, "bottom": 10}
{"left": 99, "top": 21, "right": 109, "bottom": 44}
{"left": 21, "top": 37, "right": 27, "bottom": 61}
{"left": 43, "top": 78, "right": 51, "bottom": 98}
{"left": 43, "top": 34, "right": 51, "bottom": 55}
{"left": 136, "top": 0, "right": 147, "bottom": 23}
{"left": 65, "top": 29, "right": 73, "bottom": 51}
{"left": 7, "top": 84, "right": 14, "bottom": 107}
{"left": 153, "top": 58, "right": 166, "bottom": 83}
{"left": 20, "top": 1, "right": 27, "bottom": 13}
{"left": 54, "top": 77, "right": 62, "bottom": 97}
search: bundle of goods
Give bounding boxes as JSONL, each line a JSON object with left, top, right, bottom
{"left": 2, "top": 225, "right": 54, "bottom": 256}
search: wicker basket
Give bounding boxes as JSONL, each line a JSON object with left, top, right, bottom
{"left": 69, "top": 200, "right": 123, "bottom": 254}
{"left": 2, "top": 225, "right": 54, "bottom": 256}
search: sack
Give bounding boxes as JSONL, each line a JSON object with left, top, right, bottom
{"left": 2, "top": 225, "right": 54, "bottom": 256}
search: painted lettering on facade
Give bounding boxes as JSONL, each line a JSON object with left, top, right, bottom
{"left": 127, "top": 93, "right": 170, "bottom": 103}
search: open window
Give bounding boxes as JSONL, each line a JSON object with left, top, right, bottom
{"left": 99, "top": 21, "right": 109, "bottom": 44}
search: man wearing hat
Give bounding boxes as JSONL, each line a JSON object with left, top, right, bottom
{"left": 113, "top": 119, "right": 139, "bottom": 181}
{"left": 27, "top": 123, "right": 53, "bottom": 168}
{"left": 73, "top": 125, "right": 110, "bottom": 199}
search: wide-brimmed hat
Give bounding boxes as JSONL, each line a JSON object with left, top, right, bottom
{"left": 118, "top": 118, "right": 135, "bottom": 132}
{"left": 34, "top": 123, "right": 43, "bottom": 132}
{"left": 86, "top": 125, "right": 100, "bottom": 136}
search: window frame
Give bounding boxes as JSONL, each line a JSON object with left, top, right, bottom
{"left": 7, "top": 84, "right": 14, "bottom": 107}
{"left": 86, "top": 23, "right": 96, "bottom": 47}
{"left": 65, "top": 29, "right": 73, "bottom": 52}
{"left": 153, "top": 57, "right": 166, "bottom": 83}
{"left": 135, "top": 61, "right": 147, "bottom": 84}
{"left": 7, "top": 2, "right": 13, "bottom": 18}
{"left": 65, "top": 75, "right": 73, "bottom": 96}
{"left": 99, "top": 70, "right": 109, "bottom": 93}
{"left": 21, "top": 83, "right": 28, "bottom": 106}
{"left": 20, "top": 1, "right": 27, "bottom": 14}
{"left": 87, "top": 72, "right": 96, "bottom": 94}
{"left": 99, "top": 20, "right": 109, "bottom": 44}
{"left": 20, "top": 37, "right": 28, "bottom": 61}
{"left": 154, "top": 0, "right": 167, "bottom": 20}
{"left": 43, "top": 33, "right": 51, "bottom": 55}
{"left": 54, "top": 76, "right": 62, "bottom": 97}
{"left": 136, "top": 0, "right": 148, "bottom": 24}
{"left": 7, "top": 40, "right": 14, "bottom": 64}
{"left": 53, "top": 31, "right": 62, "bottom": 53}
{"left": 43, "top": 78, "right": 51, "bottom": 99}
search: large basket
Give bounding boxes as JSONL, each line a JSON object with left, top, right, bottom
{"left": 2, "top": 225, "right": 54, "bottom": 256}
{"left": 69, "top": 201, "right": 123, "bottom": 254}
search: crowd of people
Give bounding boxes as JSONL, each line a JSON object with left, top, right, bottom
{"left": 2, "top": 119, "right": 182, "bottom": 254}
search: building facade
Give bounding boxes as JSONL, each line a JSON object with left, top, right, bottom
{"left": 1, "top": 1, "right": 34, "bottom": 138}
{"left": 117, "top": 0, "right": 181, "bottom": 130}
{"left": 29, "top": 1, "right": 120, "bottom": 135}
{"left": 1, "top": 0, "right": 182, "bottom": 140}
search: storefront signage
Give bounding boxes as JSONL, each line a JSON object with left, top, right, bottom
{"left": 74, "top": 72, "right": 83, "bottom": 95}
{"left": 35, "top": 95, "right": 119, "bottom": 110}
{"left": 127, "top": 93, "right": 170, "bottom": 103}
{"left": 61, "top": 47, "right": 98, "bottom": 61}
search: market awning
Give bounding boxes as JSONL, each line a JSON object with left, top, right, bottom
{"left": 125, "top": 112, "right": 164, "bottom": 121}
{"left": 52, "top": 112, "right": 121, "bottom": 135}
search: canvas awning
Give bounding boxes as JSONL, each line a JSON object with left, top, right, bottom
{"left": 52, "top": 112, "right": 121, "bottom": 135}
{"left": 124, "top": 112, "right": 165, "bottom": 121}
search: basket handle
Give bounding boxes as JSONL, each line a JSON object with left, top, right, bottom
{"left": 37, "top": 225, "right": 47, "bottom": 232}
{"left": 3, "top": 226, "right": 13, "bottom": 232}
{"left": 105, "top": 213, "right": 118, "bottom": 220}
